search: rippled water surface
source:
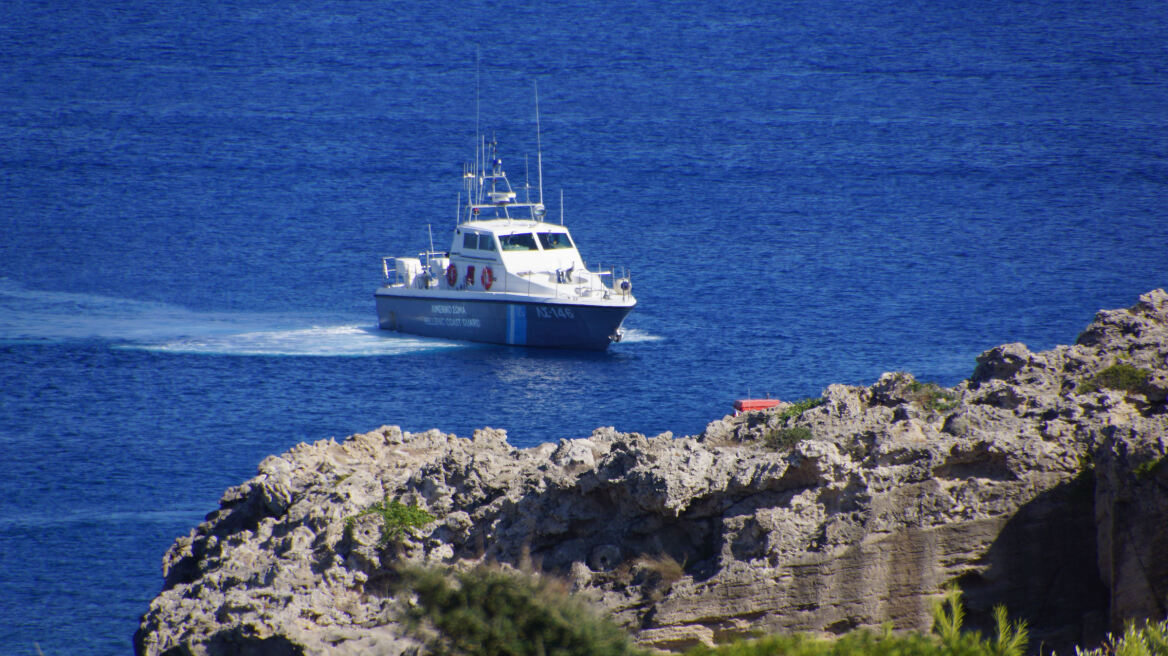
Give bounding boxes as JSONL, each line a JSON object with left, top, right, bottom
{"left": 1, "top": 1, "right": 1165, "bottom": 653}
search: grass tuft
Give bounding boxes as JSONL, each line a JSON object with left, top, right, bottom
{"left": 907, "top": 381, "right": 960, "bottom": 412}
{"left": 639, "top": 554, "right": 684, "bottom": 588}
{"left": 686, "top": 584, "right": 1028, "bottom": 656}
{"left": 763, "top": 426, "right": 813, "bottom": 451}
{"left": 750, "top": 397, "right": 824, "bottom": 451}
{"left": 1075, "top": 617, "right": 1168, "bottom": 656}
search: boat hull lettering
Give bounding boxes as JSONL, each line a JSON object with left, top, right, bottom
{"left": 376, "top": 295, "right": 630, "bottom": 350}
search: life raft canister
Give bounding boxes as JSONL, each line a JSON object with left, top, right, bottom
{"left": 481, "top": 267, "right": 494, "bottom": 290}
{"left": 446, "top": 264, "right": 457, "bottom": 287}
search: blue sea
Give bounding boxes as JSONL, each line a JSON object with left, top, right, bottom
{"left": 1, "top": 1, "right": 1165, "bottom": 653}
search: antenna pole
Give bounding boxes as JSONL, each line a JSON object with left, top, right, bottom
{"left": 534, "top": 81, "right": 544, "bottom": 206}
{"left": 475, "top": 49, "right": 481, "bottom": 158}
{"left": 559, "top": 188, "right": 564, "bottom": 225}
{"left": 474, "top": 50, "right": 482, "bottom": 209}
{"left": 524, "top": 154, "right": 530, "bottom": 205}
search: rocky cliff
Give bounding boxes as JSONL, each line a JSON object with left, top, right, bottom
{"left": 136, "top": 290, "right": 1168, "bottom": 656}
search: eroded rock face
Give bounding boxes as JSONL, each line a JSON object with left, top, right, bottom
{"left": 136, "top": 290, "right": 1168, "bottom": 656}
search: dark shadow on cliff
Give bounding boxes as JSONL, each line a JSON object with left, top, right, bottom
{"left": 468, "top": 482, "right": 726, "bottom": 583}
{"left": 149, "top": 633, "right": 305, "bottom": 656}
{"left": 955, "top": 469, "right": 1108, "bottom": 654}
{"left": 159, "top": 488, "right": 286, "bottom": 591}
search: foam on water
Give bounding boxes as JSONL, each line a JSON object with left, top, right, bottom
{"left": 620, "top": 328, "right": 662, "bottom": 343}
{"left": 132, "top": 324, "right": 464, "bottom": 356}
{"left": 0, "top": 280, "right": 268, "bottom": 341}
{"left": 0, "top": 280, "right": 464, "bottom": 356}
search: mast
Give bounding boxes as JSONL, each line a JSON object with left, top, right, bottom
{"left": 475, "top": 48, "right": 481, "bottom": 194}
{"left": 459, "top": 74, "right": 549, "bottom": 224}
{"left": 534, "top": 81, "right": 544, "bottom": 208}
{"left": 473, "top": 51, "right": 483, "bottom": 214}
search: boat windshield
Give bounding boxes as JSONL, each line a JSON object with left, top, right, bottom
{"left": 500, "top": 233, "right": 539, "bottom": 251}
{"left": 463, "top": 232, "right": 497, "bottom": 251}
{"left": 538, "top": 232, "right": 574, "bottom": 250}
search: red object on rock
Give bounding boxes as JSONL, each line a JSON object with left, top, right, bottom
{"left": 733, "top": 398, "right": 782, "bottom": 415}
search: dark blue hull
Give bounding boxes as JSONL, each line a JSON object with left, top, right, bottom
{"left": 374, "top": 293, "right": 634, "bottom": 350}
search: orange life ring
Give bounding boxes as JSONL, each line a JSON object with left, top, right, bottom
{"left": 445, "top": 264, "right": 457, "bottom": 287}
{"left": 481, "top": 267, "right": 494, "bottom": 290}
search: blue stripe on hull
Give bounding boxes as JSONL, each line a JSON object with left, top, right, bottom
{"left": 507, "top": 304, "right": 526, "bottom": 345}
{"left": 375, "top": 294, "right": 631, "bottom": 350}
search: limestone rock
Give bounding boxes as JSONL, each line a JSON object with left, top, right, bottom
{"left": 136, "top": 291, "right": 1168, "bottom": 656}
{"left": 1094, "top": 427, "right": 1168, "bottom": 628}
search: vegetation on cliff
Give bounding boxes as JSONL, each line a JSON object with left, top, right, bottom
{"left": 394, "top": 564, "right": 648, "bottom": 656}
{"left": 688, "top": 613, "right": 1166, "bottom": 656}
{"left": 393, "top": 565, "right": 1168, "bottom": 656}
{"left": 346, "top": 496, "right": 435, "bottom": 545}
{"left": 761, "top": 396, "right": 824, "bottom": 449}
{"left": 1076, "top": 618, "right": 1168, "bottom": 656}
{"left": 906, "top": 380, "right": 960, "bottom": 412}
{"left": 1078, "top": 362, "right": 1153, "bottom": 395}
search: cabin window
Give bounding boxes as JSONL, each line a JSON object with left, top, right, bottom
{"left": 538, "top": 232, "right": 574, "bottom": 250}
{"left": 499, "top": 233, "right": 539, "bottom": 251}
{"left": 463, "top": 233, "right": 478, "bottom": 250}
{"left": 481, "top": 234, "right": 497, "bottom": 251}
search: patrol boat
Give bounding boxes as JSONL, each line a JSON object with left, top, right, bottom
{"left": 375, "top": 138, "right": 635, "bottom": 350}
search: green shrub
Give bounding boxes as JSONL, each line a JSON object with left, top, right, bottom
{"left": 933, "top": 583, "right": 1027, "bottom": 656}
{"left": 1076, "top": 617, "right": 1168, "bottom": 656}
{"left": 757, "top": 397, "right": 823, "bottom": 450}
{"left": 778, "top": 397, "right": 826, "bottom": 422}
{"left": 685, "top": 585, "right": 1027, "bottom": 656}
{"left": 347, "top": 497, "right": 434, "bottom": 545}
{"left": 685, "top": 628, "right": 940, "bottom": 656}
{"left": 394, "top": 564, "right": 649, "bottom": 656}
{"left": 907, "top": 381, "right": 960, "bottom": 412}
{"left": 764, "top": 426, "right": 813, "bottom": 451}
{"left": 1079, "top": 363, "right": 1152, "bottom": 394}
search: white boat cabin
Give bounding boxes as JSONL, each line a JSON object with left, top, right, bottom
{"left": 382, "top": 137, "right": 631, "bottom": 302}
{"left": 385, "top": 218, "right": 628, "bottom": 301}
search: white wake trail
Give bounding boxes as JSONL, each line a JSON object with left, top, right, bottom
{"left": 133, "top": 324, "right": 464, "bottom": 356}
{"left": 0, "top": 280, "right": 465, "bottom": 356}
